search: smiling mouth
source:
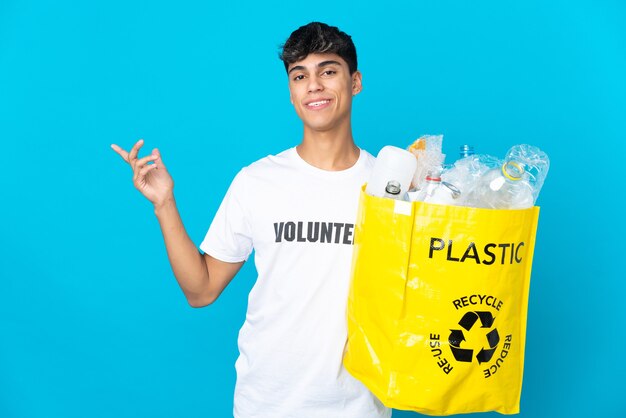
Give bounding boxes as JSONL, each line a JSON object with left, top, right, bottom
{"left": 305, "top": 99, "right": 332, "bottom": 109}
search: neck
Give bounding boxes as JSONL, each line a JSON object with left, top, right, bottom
{"left": 297, "top": 123, "right": 360, "bottom": 171}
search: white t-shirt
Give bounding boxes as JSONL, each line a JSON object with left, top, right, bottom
{"left": 200, "top": 147, "right": 391, "bottom": 418}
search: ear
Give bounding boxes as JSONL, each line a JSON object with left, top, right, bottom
{"left": 288, "top": 83, "right": 294, "bottom": 104}
{"left": 352, "top": 71, "right": 363, "bottom": 96}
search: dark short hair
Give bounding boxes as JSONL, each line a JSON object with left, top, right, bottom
{"left": 279, "top": 22, "right": 358, "bottom": 74}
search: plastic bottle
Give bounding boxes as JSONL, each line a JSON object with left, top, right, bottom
{"left": 383, "top": 180, "right": 403, "bottom": 200}
{"left": 504, "top": 144, "right": 550, "bottom": 203}
{"left": 407, "top": 135, "right": 446, "bottom": 191}
{"left": 459, "top": 144, "right": 475, "bottom": 158}
{"left": 464, "top": 161, "right": 534, "bottom": 209}
{"left": 413, "top": 171, "right": 461, "bottom": 205}
{"left": 366, "top": 146, "right": 417, "bottom": 198}
{"left": 441, "top": 146, "right": 500, "bottom": 206}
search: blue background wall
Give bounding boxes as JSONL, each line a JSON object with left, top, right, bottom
{"left": 1, "top": 0, "right": 624, "bottom": 417}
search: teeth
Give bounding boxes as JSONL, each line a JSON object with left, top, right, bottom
{"left": 308, "top": 100, "right": 329, "bottom": 107}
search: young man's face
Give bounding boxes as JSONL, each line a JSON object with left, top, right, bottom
{"left": 287, "top": 53, "right": 362, "bottom": 133}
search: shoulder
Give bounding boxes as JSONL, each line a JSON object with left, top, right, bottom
{"left": 240, "top": 147, "right": 298, "bottom": 178}
{"left": 360, "top": 148, "right": 376, "bottom": 171}
{"left": 361, "top": 148, "right": 376, "bottom": 163}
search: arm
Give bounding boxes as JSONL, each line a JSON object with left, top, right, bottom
{"left": 111, "top": 139, "right": 242, "bottom": 307}
{"left": 154, "top": 197, "right": 244, "bottom": 307}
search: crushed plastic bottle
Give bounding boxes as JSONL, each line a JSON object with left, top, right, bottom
{"left": 412, "top": 171, "right": 461, "bottom": 205}
{"left": 407, "top": 135, "right": 446, "bottom": 191}
{"left": 442, "top": 146, "right": 501, "bottom": 206}
{"left": 464, "top": 161, "right": 535, "bottom": 209}
{"left": 504, "top": 144, "right": 550, "bottom": 203}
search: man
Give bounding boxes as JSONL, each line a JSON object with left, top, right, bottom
{"left": 111, "top": 22, "right": 390, "bottom": 418}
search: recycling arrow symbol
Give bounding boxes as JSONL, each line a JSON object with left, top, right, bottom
{"left": 449, "top": 311, "right": 500, "bottom": 364}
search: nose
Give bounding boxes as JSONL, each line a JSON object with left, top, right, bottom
{"left": 307, "top": 74, "right": 324, "bottom": 93}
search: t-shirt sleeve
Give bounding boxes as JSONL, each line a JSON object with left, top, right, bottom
{"left": 199, "top": 169, "right": 253, "bottom": 262}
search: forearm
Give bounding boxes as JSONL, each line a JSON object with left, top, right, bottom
{"left": 154, "top": 196, "right": 209, "bottom": 300}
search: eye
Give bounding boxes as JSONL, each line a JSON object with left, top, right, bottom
{"left": 293, "top": 74, "right": 305, "bottom": 81}
{"left": 322, "top": 70, "right": 336, "bottom": 76}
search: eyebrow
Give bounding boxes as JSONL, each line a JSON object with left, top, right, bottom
{"left": 288, "top": 60, "right": 342, "bottom": 74}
